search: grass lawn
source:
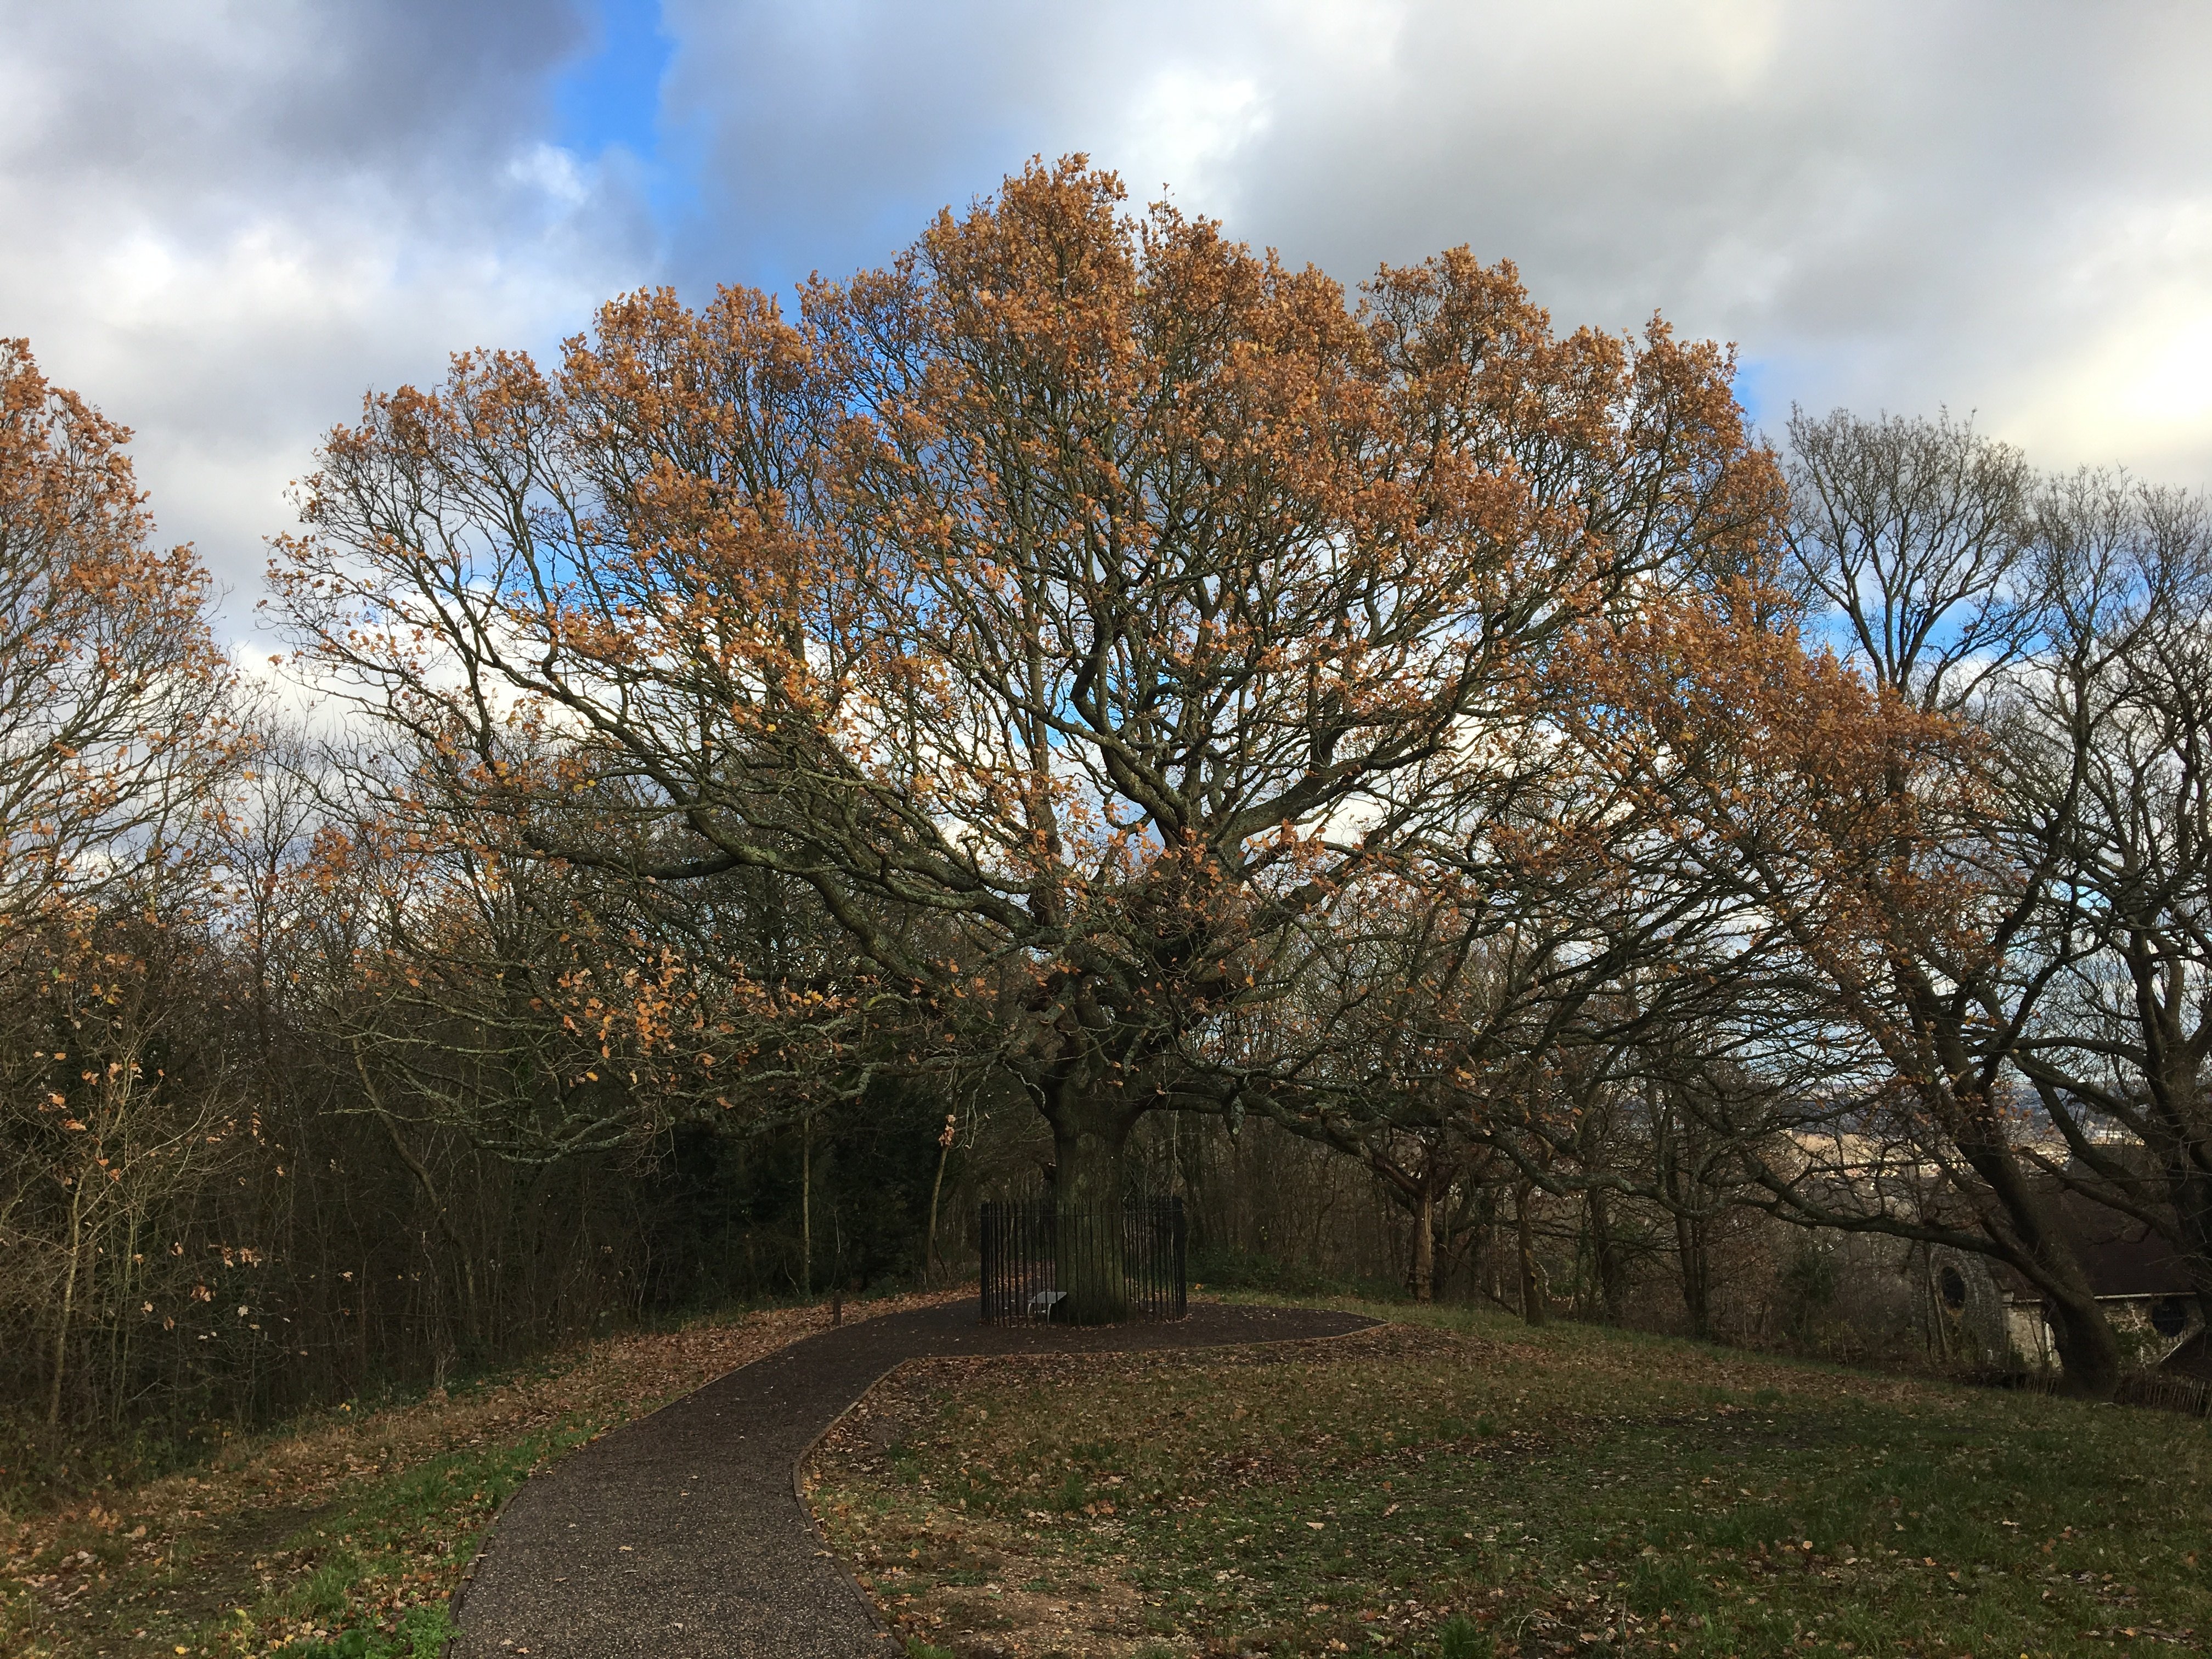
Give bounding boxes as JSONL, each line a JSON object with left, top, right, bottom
{"left": 805, "top": 1300, "right": 2212, "bottom": 1658}
{"left": 1, "top": 1292, "right": 938, "bottom": 1658}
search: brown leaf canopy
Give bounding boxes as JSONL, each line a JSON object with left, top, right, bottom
{"left": 278, "top": 157, "right": 1781, "bottom": 1102}
{"left": 0, "top": 339, "right": 234, "bottom": 930}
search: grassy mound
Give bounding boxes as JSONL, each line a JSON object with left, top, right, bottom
{"left": 806, "top": 1299, "right": 2211, "bottom": 1657}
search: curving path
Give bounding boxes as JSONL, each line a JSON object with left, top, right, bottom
{"left": 447, "top": 1299, "right": 1375, "bottom": 1658}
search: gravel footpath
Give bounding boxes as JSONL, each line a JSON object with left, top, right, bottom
{"left": 447, "top": 1299, "right": 1376, "bottom": 1658}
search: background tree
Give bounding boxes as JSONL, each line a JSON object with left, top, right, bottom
{"left": 0, "top": 338, "right": 239, "bottom": 932}
{"left": 1783, "top": 406, "right": 2036, "bottom": 715}
{"left": 0, "top": 340, "right": 256, "bottom": 1427}
{"left": 1554, "top": 523, "right": 2128, "bottom": 1393}
{"left": 1999, "top": 475, "right": 2212, "bottom": 1330}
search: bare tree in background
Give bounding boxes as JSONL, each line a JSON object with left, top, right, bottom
{"left": 1999, "top": 476, "right": 2212, "bottom": 1332}
{"left": 1547, "top": 412, "right": 2126, "bottom": 1393}
{"left": 1784, "top": 406, "right": 2037, "bottom": 715}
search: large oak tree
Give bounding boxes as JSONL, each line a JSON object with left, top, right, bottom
{"left": 276, "top": 159, "right": 1778, "bottom": 1319}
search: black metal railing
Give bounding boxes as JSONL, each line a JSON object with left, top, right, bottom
{"left": 1986, "top": 1365, "right": 2211, "bottom": 1418}
{"left": 978, "top": 1195, "right": 1187, "bottom": 1324}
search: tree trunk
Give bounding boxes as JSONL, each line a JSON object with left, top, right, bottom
{"left": 1921, "top": 1247, "right": 1952, "bottom": 1362}
{"left": 1052, "top": 1107, "right": 1131, "bottom": 1325}
{"left": 2111, "top": 949, "right": 2212, "bottom": 1338}
{"left": 1588, "top": 1187, "right": 1626, "bottom": 1324}
{"left": 924, "top": 1131, "right": 952, "bottom": 1290}
{"left": 370, "top": 1104, "right": 479, "bottom": 1345}
{"left": 2171, "top": 1160, "right": 2212, "bottom": 1335}
{"left": 2040, "top": 1279, "right": 2124, "bottom": 1399}
{"left": 112, "top": 1209, "right": 139, "bottom": 1430}
{"left": 1675, "top": 1206, "right": 1712, "bottom": 1339}
{"left": 1953, "top": 1111, "right": 2121, "bottom": 1399}
{"left": 1515, "top": 1183, "right": 1548, "bottom": 1328}
{"left": 2139, "top": 1056, "right": 2212, "bottom": 1334}
{"left": 1410, "top": 1181, "right": 1436, "bottom": 1304}
{"left": 49, "top": 1183, "right": 88, "bottom": 1426}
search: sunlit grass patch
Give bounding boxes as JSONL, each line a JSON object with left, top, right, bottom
{"left": 808, "top": 1300, "right": 2212, "bottom": 1657}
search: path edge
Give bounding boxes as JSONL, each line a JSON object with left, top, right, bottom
{"left": 789, "top": 1352, "right": 932, "bottom": 1653}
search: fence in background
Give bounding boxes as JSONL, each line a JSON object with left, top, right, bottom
{"left": 978, "top": 1195, "right": 1187, "bottom": 1324}
{"left": 1993, "top": 1365, "right": 2211, "bottom": 1418}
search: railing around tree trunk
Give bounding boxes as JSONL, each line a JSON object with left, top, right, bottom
{"left": 978, "top": 1195, "right": 1187, "bottom": 1324}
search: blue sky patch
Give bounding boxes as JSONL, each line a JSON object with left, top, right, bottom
{"left": 550, "top": 0, "right": 697, "bottom": 227}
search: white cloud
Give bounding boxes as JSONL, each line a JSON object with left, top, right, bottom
{"left": 1120, "top": 66, "right": 1269, "bottom": 213}
{"left": 512, "top": 142, "right": 594, "bottom": 210}
{"left": 1990, "top": 199, "right": 2212, "bottom": 476}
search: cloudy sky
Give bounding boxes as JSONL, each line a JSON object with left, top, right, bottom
{"left": 5, "top": 0, "right": 2210, "bottom": 640}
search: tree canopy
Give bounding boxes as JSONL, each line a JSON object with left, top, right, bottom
{"left": 275, "top": 158, "right": 1779, "bottom": 1319}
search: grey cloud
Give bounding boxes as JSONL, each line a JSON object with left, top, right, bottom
{"left": 665, "top": 0, "right": 2212, "bottom": 482}
{"left": 0, "top": 0, "right": 653, "bottom": 625}
{"left": 659, "top": 1, "right": 1338, "bottom": 289}
{"left": 5, "top": 0, "right": 2208, "bottom": 648}
{"left": 6, "top": 1, "right": 584, "bottom": 207}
